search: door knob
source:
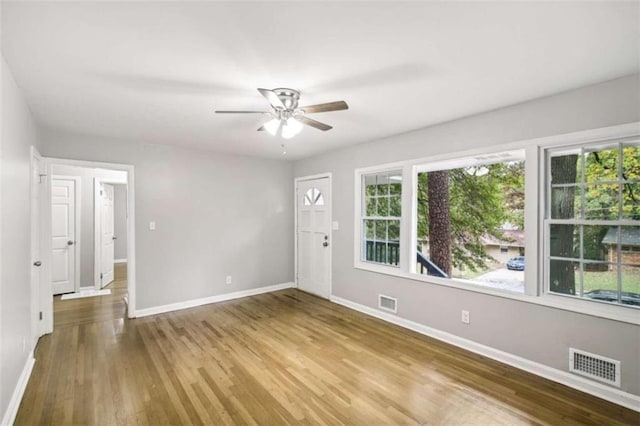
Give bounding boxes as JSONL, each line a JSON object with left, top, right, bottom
{"left": 67, "top": 240, "right": 74, "bottom": 245}
{"left": 323, "top": 242, "right": 329, "bottom": 247}
{"left": 112, "top": 236, "right": 117, "bottom": 240}
{"left": 33, "top": 261, "right": 42, "bottom": 267}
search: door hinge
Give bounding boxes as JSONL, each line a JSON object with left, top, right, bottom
{"left": 100, "top": 273, "right": 103, "bottom": 280}
{"left": 39, "top": 311, "right": 43, "bottom": 320}
{"left": 100, "top": 190, "right": 103, "bottom": 196}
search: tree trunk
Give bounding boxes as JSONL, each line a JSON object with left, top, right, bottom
{"left": 550, "top": 155, "right": 578, "bottom": 294}
{"left": 428, "top": 171, "right": 452, "bottom": 275}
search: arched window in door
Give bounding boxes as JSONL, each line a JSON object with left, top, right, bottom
{"left": 303, "top": 188, "right": 325, "bottom": 206}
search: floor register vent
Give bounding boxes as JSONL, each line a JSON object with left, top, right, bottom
{"left": 378, "top": 295, "right": 397, "bottom": 313}
{"left": 569, "top": 348, "right": 620, "bottom": 387}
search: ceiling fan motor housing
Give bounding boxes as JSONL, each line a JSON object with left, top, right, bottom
{"left": 273, "top": 88, "right": 300, "bottom": 111}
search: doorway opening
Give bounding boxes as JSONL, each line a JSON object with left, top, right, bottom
{"left": 35, "top": 157, "right": 136, "bottom": 336}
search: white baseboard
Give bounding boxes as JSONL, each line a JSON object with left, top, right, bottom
{"left": 134, "top": 282, "right": 295, "bottom": 318}
{"left": 1, "top": 351, "right": 35, "bottom": 426}
{"left": 114, "top": 259, "right": 127, "bottom": 264}
{"left": 330, "top": 295, "right": 640, "bottom": 412}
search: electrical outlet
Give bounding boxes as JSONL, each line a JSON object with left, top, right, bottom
{"left": 225, "top": 275, "right": 232, "bottom": 285}
{"left": 461, "top": 310, "right": 470, "bottom": 324}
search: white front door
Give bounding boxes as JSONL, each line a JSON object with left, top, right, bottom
{"left": 100, "top": 183, "right": 115, "bottom": 287}
{"left": 51, "top": 179, "right": 76, "bottom": 295}
{"left": 297, "top": 177, "right": 331, "bottom": 298}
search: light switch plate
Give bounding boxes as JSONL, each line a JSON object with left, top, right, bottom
{"left": 149, "top": 221, "right": 156, "bottom": 231}
{"left": 332, "top": 221, "right": 340, "bottom": 230}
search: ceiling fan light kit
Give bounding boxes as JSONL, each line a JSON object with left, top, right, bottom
{"left": 282, "top": 117, "right": 304, "bottom": 139}
{"left": 215, "top": 87, "right": 349, "bottom": 140}
{"left": 263, "top": 117, "right": 282, "bottom": 135}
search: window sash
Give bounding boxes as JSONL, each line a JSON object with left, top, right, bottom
{"left": 543, "top": 141, "right": 639, "bottom": 307}
{"left": 360, "top": 170, "right": 403, "bottom": 267}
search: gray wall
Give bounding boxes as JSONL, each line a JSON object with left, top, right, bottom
{"left": 41, "top": 135, "right": 294, "bottom": 310}
{"left": 113, "top": 184, "right": 127, "bottom": 261}
{"left": 51, "top": 164, "right": 127, "bottom": 286}
{"left": 1, "top": 55, "right": 41, "bottom": 420}
{"left": 293, "top": 74, "right": 640, "bottom": 396}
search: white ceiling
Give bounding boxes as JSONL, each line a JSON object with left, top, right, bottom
{"left": 2, "top": 1, "right": 639, "bottom": 160}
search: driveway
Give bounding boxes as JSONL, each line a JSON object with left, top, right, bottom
{"left": 474, "top": 268, "right": 525, "bottom": 292}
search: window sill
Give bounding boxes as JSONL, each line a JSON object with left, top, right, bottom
{"left": 353, "top": 262, "right": 640, "bottom": 325}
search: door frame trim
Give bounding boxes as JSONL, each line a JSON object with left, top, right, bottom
{"left": 52, "top": 175, "right": 82, "bottom": 293}
{"left": 294, "top": 173, "right": 332, "bottom": 299}
{"left": 42, "top": 157, "right": 136, "bottom": 325}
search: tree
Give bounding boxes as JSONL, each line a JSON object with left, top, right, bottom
{"left": 549, "top": 154, "right": 578, "bottom": 295}
{"left": 493, "top": 161, "right": 525, "bottom": 228}
{"left": 583, "top": 146, "right": 640, "bottom": 220}
{"left": 426, "top": 171, "right": 452, "bottom": 275}
{"left": 417, "top": 161, "right": 523, "bottom": 273}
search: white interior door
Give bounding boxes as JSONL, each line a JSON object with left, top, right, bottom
{"left": 30, "top": 148, "right": 44, "bottom": 339}
{"left": 100, "top": 183, "right": 115, "bottom": 287}
{"left": 51, "top": 179, "right": 76, "bottom": 295}
{"left": 297, "top": 177, "right": 331, "bottom": 298}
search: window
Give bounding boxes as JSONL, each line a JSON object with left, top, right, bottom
{"left": 354, "top": 126, "right": 639, "bottom": 320}
{"left": 415, "top": 152, "right": 526, "bottom": 292}
{"left": 361, "top": 171, "right": 402, "bottom": 266}
{"left": 304, "top": 187, "right": 324, "bottom": 206}
{"left": 546, "top": 141, "right": 640, "bottom": 306}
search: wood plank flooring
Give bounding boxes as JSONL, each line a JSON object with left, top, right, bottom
{"left": 16, "top": 269, "right": 639, "bottom": 425}
{"left": 53, "top": 264, "right": 128, "bottom": 328}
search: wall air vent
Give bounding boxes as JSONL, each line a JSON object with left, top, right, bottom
{"left": 569, "top": 348, "right": 620, "bottom": 387}
{"left": 378, "top": 294, "right": 397, "bottom": 313}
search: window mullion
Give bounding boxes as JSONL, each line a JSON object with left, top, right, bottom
{"left": 617, "top": 225, "right": 622, "bottom": 304}
{"left": 580, "top": 146, "right": 586, "bottom": 219}
{"left": 524, "top": 145, "right": 539, "bottom": 296}
{"left": 617, "top": 144, "right": 623, "bottom": 304}
{"left": 579, "top": 225, "right": 584, "bottom": 297}
{"left": 399, "top": 164, "right": 413, "bottom": 273}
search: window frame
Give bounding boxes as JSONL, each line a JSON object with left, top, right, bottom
{"left": 360, "top": 169, "right": 404, "bottom": 268}
{"left": 353, "top": 122, "right": 640, "bottom": 325}
{"left": 543, "top": 139, "right": 640, "bottom": 306}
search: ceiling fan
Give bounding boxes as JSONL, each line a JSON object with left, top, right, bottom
{"left": 215, "top": 88, "right": 348, "bottom": 139}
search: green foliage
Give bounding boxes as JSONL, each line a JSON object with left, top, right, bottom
{"left": 491, "top": 161, "right": 525, "bottom": 228}
{"left": 582, "top": 145, "right": 640, "bottom": 221}
{"left": 417, "top": 161, "right": 525, "bottom": 271}
{"left": 576, "top": 144, "right": 640, "bottom": 261}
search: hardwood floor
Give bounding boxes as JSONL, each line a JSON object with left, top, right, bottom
{"left": 53, "top": 264, "right": 128, "bottom": 328}
{"left": 17, "top": 274, "right": 638, "bottom": 425}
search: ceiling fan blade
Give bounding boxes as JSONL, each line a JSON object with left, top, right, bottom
{"left": 257, "top": 88, "right": 286, "bottom": 109}
{"left": 299, "top": 116, "right": 333, "bottom": 131}
{"left": 299, "top": 101, "right": 348, "bottom": 114}
{"left": 215, "top": 110, "right": 269, "bottom": 114}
